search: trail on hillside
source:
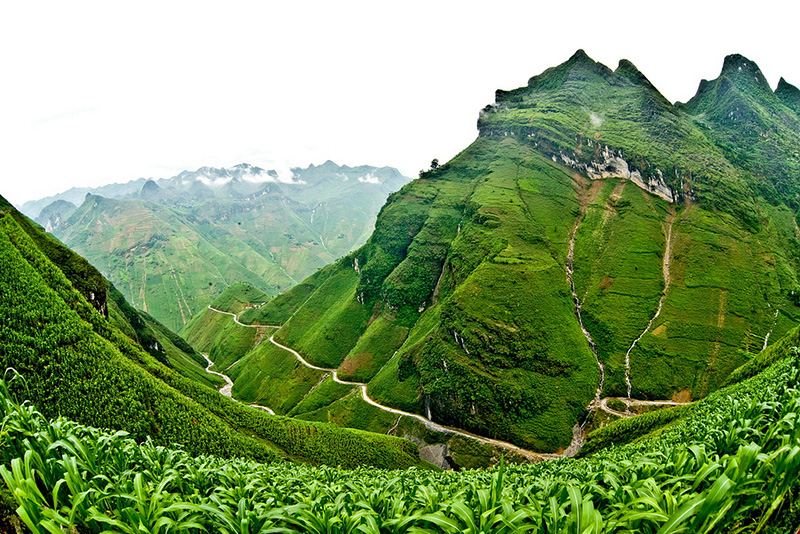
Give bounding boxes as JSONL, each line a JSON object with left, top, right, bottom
{"left": 267, "top": 336, "right": 562, "bottom": 461}
{"left": 207, "top": 306, "right": 282, "bottom": 329}
{"left": 624, "top": 210, "right": 675, "bottom": 397}
{"left": 201, "top": 353, "right": 275, "bottom": 414}
{"left": 598, "top": 396, "right": 690, "bottom": 418}
{"left": 202, "top": 306, "right": 563, "bottom": 460}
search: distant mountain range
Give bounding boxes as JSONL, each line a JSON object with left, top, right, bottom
{"left": 23, "top": 161, "right": 410, "bottom": 331}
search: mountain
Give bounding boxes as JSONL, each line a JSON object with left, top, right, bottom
{"left": 188, "top": 51, "right": 800, "bottom": 455}
{"left": 0, "top": 193, "right": 421, "bottom": 469}
{"left": 2, "top": 52, "right": 800, "bottom": 532}
{"left": 35, "top": 199, "right": 76, "bottom": 232}
{"left": 31, "top": 162, "right": 411, "bottom": 331}
{"left": 20, "top": 179, "right": 149, "bottom": 219}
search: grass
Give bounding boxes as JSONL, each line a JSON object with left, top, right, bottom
{"left": 180, "top": 307, "right": 262, "bottom": 370}
{"left": 226, "top": 340, "right": 326, "bottom": 414}
{"left": 336, "top": 313, "right": 409, "bottom": 382}
{"left": 0, "top": 206, "right": 422, "bottom": 469}
{"left": 1, "top": 333, "right": 799, "bottom": 532}
{"left": 170, "top": 52, "right": 800, "bottom": 457}
{"left": 208, "top": 281, "right": 269, "bottom": 315}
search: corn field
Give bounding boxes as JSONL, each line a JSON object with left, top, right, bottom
{"left": 1, "top": 353, "right": 799, "bottom": 533}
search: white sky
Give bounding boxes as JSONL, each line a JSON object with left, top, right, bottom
{"left": 1, "top": 0, "right": 798, "bottom": 206}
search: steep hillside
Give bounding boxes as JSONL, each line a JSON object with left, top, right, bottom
{"left": 217, "top": 52, "right": 800, "bottom": 454}
{"left": 36, "top": 162, "right": 410, "bottom": 331}
{"left": 58, "top": 194, "right": 293, "bottom": 332}
{"left": 0, "top": 195, "right": 420, "bottom": 469}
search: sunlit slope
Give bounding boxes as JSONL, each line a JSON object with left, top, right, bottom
{"left": 242, "top": 139, "right": 601, "bottom": 451}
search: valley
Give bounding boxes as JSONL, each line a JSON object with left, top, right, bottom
{"left": 28, "top": 162, "right": 411, "bottom": 332}
{"left": 2, "top": 48, "right": 800, "bottom": 532}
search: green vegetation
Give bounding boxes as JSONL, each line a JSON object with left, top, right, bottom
{"left": 1, "top": 336, "right": 798, "bottom": 532}
{"left": 227, "top": 340, "right": 326, "bottom": 413}
{"left": 47, "top": 163, "right": 410, "bottom": 331}
{"left": 208, "top": 281, "right": 269, "bottom": 315}
{"left": 0, "top": 200, "right": 421, "bottom": 469}
{"left": 181, "top": 306, "right": 263, "bottom": 371}
{"left": 58, "top": 195, "right": 292, "bottom": 332}
{"left": 139, "top": 311, "right": 224, "bottom": 389}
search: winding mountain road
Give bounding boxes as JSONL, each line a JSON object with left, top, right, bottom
{"left": 266, "top": 336, "right": 566, "bottom": 461}
{"left": 203, "top": 306, "right": 564, "bottom": 461}
{"left": 201, "top": 351, "right": 275, "bottom": 415}
{"left": 203, "top": 304, "right": 690, "bottom": 462}
{"left": 598, "top": 397, "right": 690, "bottom": 418}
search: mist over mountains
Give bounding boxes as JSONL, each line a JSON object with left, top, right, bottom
{"left": 24, "top": 161, "right": 410, "bottom": 331}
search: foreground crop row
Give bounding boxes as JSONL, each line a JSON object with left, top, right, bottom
{"left": 1, "top": 350, "right": 799, "bottom": 533}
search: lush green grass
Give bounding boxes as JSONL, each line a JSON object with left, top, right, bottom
{"left": 1, "top": 336, "right": 798, "bottom": 532}
{"left": 172, "top": 52, "right": 800, "bottom": 456}
{"left": 246, "top": 139, "right": 602, "bottom": 452}
{"left": 274, "top": 267, "right": 372, "bottom": 368}
{"left": 336, "top": 312, "right": 409, "bottom": 382}
{"left": 572, "top": 179, "right": 668, "bottom": 395}
{"left": 293, "top": 389, "right": 400, "bottom": 435}
{"left": 286, "top": 375, "right": 354, "bottom": 417}
{"left": 227, "top": 340, "right": 326, "bottom": 414}
{"left": 208, "top": 281, "right": 269, "bottom": 315}
{"left": 0, "top": 205, "right": 421, "bottom": 469}
{"left": 139, "top": 312, "right": 224, "bottom": 389}
{"left": 181, "top": 307, "right": 262, "bottom": 371}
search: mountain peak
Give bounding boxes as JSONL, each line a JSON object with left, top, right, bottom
{"left": 614, "top": 58, "right": 672, "bottom": 107}
{"left": 562, "top": 48, "right": 612, "bottom": 75}
{"left": 721, "top": 53, "right": 755, "bottom": 74}
{"left": 719, "top": 53, "right": 771, "bottom": 91}
{"left": 521, "top": 49, "right": 614, "bottom": 94}
{"left": 568, "top": 49, "right": 591, "bottom": 63}
{"left": 776, "top": 77, "right": 800, "bottom": 112}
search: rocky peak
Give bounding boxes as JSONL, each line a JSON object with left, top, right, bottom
{"left": 719, "top": 53, "right": 771, "bottom": 93}
{"left": 775, "top": 77, "right": 800, "bottom": 115}
{"left": 140, "top": 179, "right": 161, "bottom": 200}
{"left": 615, "top": 58, "right": 672, "bottom": 108}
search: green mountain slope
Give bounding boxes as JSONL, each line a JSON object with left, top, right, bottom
{"left": 201, "top": 52, "right": 800, "bottom": 454}
{"left": 0, "top": 195, "right": 420, "bottom": 469}
{"left": 42, "top": 162, "right": 410, "bottom": 331}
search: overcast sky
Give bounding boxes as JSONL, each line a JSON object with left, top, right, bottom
{"left": 1, "top": 0, "right": 797, "bottom": 206}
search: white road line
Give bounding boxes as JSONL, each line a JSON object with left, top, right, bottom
{"left": 202, "top": 352, "right": 275, "bottom": 415}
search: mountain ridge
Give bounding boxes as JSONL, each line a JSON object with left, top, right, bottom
{"left": 194, "top": 51, "right": 800, "bottom": 455}
{"left": 32, "top": 161, "right": 411, "bottom": 331}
